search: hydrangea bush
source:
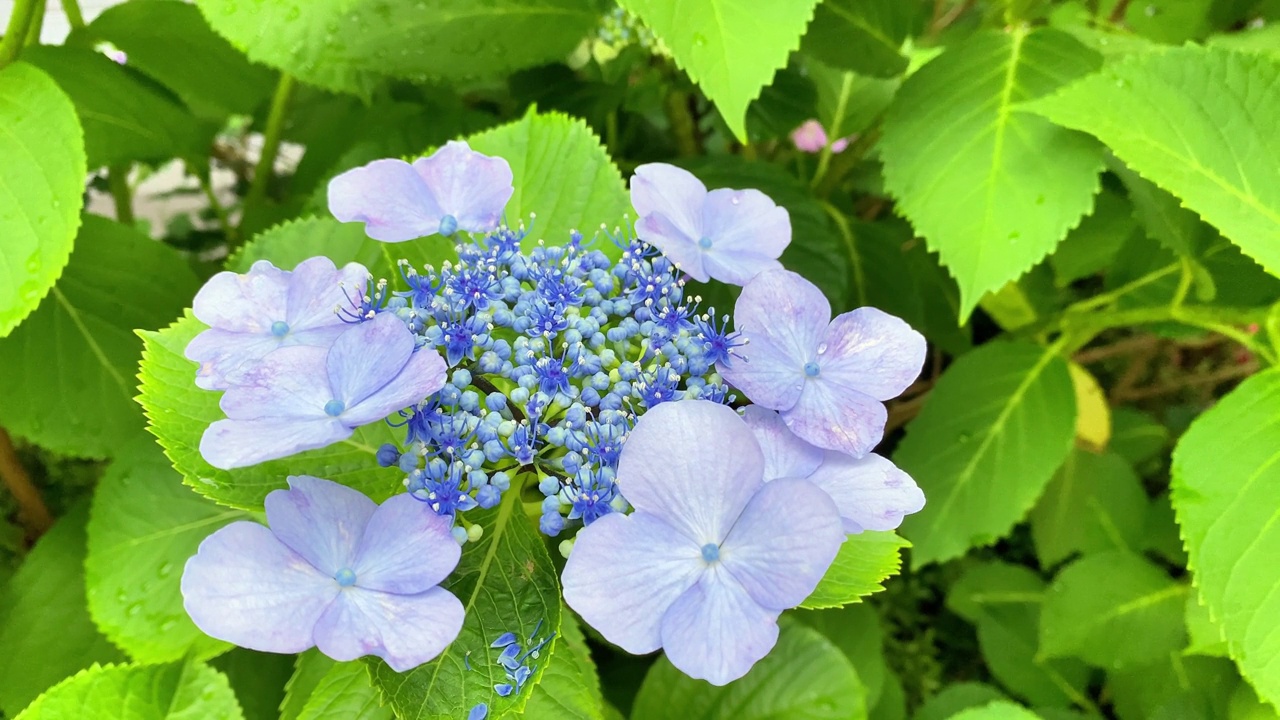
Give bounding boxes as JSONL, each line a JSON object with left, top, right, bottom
{"left": 2, "top": 1, "right": 1280, "bottom": 719}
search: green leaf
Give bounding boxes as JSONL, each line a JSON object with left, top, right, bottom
{"left": 802, "top": 532, "right": 908, "bottom": 608}
{"left": 85, "top": 436, "right": 244, "bottom": 663}
{"left": 1184, "top": 594, "right": 1229, "bottom": 658}
{"left": 137, "top": 311, "right": 406, "bottom": 509}
{"left": 21, "top": 45, "right": 204, "bottom": 168}
{"left": 807, "top": 60, "right": 900, "bottom": 140}
{"left": 1111, "top": 161, "right": 1211, "bottom": 259}
{"left": 0, "top": 215, "right": 200, "bottom": 459}
{"left": 1109, "top": 408, "right": 1169, "bottom": 468}
{"left": 945, "top": 562, "right": 1089, "bottom": 708}
{"left": 618, "top": 0, "right": 820, "bottom": 141}
{"left": 950, "top": 702, "right": 1044, "bottom": 720}
{"left": 229, "top": 215, "right": 456, "bottom": 278}
{"left": 1025, "top": 47, "right": 1280, "bottom": 281}
{"left": 466, "top": 110, "right": 630, "bottom": 257}
{"left": 914, "top": 684, "right": 1009, "bottom": 720}
{"left": 1028, "top": 450, "right": 1150, "bottom": 567}
{"left": 0, "top": 62, "right": 84, "bottom": 338}
{"left": 1106, "top": 655, "right": 1237, "bottom": 720}
{"left": 896, "top": 342, "right": 1077, "bottom": 567}
{"left": 296, "top": 662, "right": 391, "bottom": 720}
{"left": 801, "top": 0, "right": 915, "bottom": 77}
{"left": 1049, "top": 188, "right": 1138, "bottom": 286}
{"left": 368, "top": 489, "right": 561, "bottom": 720}
{"left": 0, "top": 504, "right": 126, "bottom": 716}
{"left": 795, "top": 603, "right": 888, "bottom": 709}
{"left": 1172, "top": 368, "right": 1280, "bottom": 706}
{"left": 631, "top": 619, "right": 866, "bottom": 720}
{"left": 1039, "top": 551, "right": 1187, "bottom": 670}
{"left": 14, "top": 661, "right": 244, "bottom": 720}
{"left": 1142, "top": 492, "right": 1187, "bottom": 568}
{"left": 82, "top": 0, "right": 276, "bottom": 120}
{"left": 194, "top": 0, "right": 599, "bottom": 95}
{"left": 879, "top": 27, "right": 1105, "bottom": 318}
{"left": 280, "top": 651, "right": 339, "bottom": 720}
{"left": 524, "top": 612, "right": 605, "bottom": 720}
{"left": 210, "top": 649, "right": 296, "bottom": 720}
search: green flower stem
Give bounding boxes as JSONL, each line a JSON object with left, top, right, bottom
{"left": 59, "top": 0, "right": 84, "bottom": 30}
{"left": 197, "top": 168, "right": 234, "bottom": 243}
{"left": 820, "top": 199, "right": 867, "bottom": 306}
{"left": 664, "top": 87, "right": 699, "bottom": 157}
{"left": 240, "top": 73, "right": 297, "bottom": 241}
{"left": 1059, "top": 304, "right": 1275, "bottom": 364}
{"left": 107, "top": 164, "right": 134, "bottom": 225}
{"left": 23, "top": 0, "right": 45, "bottom": 47}
{"left": 0, "top": 0, "right": 41, "bottom": 68}
{"left": 811, "top": 70, "right": 854, "bottom": 189}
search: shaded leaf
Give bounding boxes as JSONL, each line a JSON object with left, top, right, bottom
{"left": 1028, "top": 450, "right": 1149, "bottom": 567}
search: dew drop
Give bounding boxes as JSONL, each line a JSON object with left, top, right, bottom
{"left": 158, "top": 561, "right": 174, "bottom": 578}
{"left": 126, "top": 602, "right": 142, "bottom": 617}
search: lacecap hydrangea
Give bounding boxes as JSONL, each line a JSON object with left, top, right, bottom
{"left": 180, "top": 141, "right": 928, "bottom": 687}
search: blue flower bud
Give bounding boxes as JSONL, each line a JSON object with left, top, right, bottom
{"left": 452, "top": 368, "right": 473, "bottom": 388}
{"left": 485, "top": 392, "right": 507, "bottom": 411}
{"left": 491, "top": 471, "right": 511, "bottom": 491}
{"left": 452, "top": 526, "right": 469, "bottom": 544}
{"left": 538, "top": 476, "right": 560, "bottom": 496}
{"left": 483, "top": 440, "right": 506, "bottom": 463}
{"left": 376, "top": 443, "right": 401, "bottom": 467}
{"left": 540, "top": 511, "right": 565, "bottom": 537}
{"left": 398, "top": 452, "right": 420, "bottom": 473}
{"left": 476, "top": 484, "right": 501, "bottom": 509}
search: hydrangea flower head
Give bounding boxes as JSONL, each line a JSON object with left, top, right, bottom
{"left": 720, "top": 269, "right": 927, "bottom": 458}
{"left": 328, "top": 140, "right": 514, "bottom": 242}
{"left": 630, "top": 163, "right": 790, "bottom": 286}
{"left": 562, "top": 400, "right": 843, "bottom": 685}
{"left": 185, "top": 257, "right": 368, "bottom": 390}
{"left": 200, "top": 312, "right": 447, "bottom": 469}
{"left": 742, "top": 406, "right": 925, "bottom": 533}
{"left": 181, "top": 476, "right": 464, "bottom": 671}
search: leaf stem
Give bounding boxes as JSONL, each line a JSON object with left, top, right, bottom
{"left": 23, "top": 0, "right": 45, "bottom": 47}
{"left": 240, "top": 73, "right": 296, "bottom": 240}
{"left": 59, "top": 0, "right": 84, "bottom": 31}
{"left": 195, "top": 167, "right": 235, "bottom": 243}
{"left": 811, "top": 71, "right": 854, "bottom": 190}
{"left": 0, "top": 427, "right": 52, "bottom": 538}
{"left": 664, "top": 87, "right": 699, "bottom": 157}
{"left": 107, "top": 164, "right": 134, "bottom": 225}
{"left": 0, "top": 0, "right": 41, "bottom": 68}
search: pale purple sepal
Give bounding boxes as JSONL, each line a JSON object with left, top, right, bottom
{"left": 182, "top": 476, "right": 463, "bottom": 671}
{"left": 630, "top": 163, "right": 790, "bottom": 286}
{"left": 562, "top": 400, "right": 843, "bottom": 685}
{"left": 186, "top": 257, "right": 368, "bottom": 390}
{"left": 791, "top": 120, "right": 828, "bottom": 153}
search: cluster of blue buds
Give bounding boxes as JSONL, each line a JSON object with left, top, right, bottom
{"left": 368, "top": 222, "right": 741, "bottom": 539}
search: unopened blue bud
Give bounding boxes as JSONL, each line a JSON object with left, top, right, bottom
{"left": 452, "top": 526, "right": 469, "bottom": 545}
{"left": 541, "top": 495, "right": 562, "bottom": 513}
{"left": 491, "top": 472, "right": 511, "bottom": 491}
{"left": 540, "top": 511, "right": 565, "bottom": 537}
{"left": 476, "top": 485, "right": 501, "bottom": 509}
{"left": 485, "top": 392, "right": 507, "bottom": 411}
{"left": 398, "top": 452, "right": 420, "bottom": 473}
{"left": 376, "top": 443, "right": 401, "bottom": 467}
{"left": 538, "top": 477, "right": 560, "bottom": 496}
{"left": 452, "top": 368, "right": 473, "bottom": 388}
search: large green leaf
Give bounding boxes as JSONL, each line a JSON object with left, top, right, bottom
{"left": 85, "top": 436, "right": 244, "bottom": 663}
{"left": 13, "top": 661, "right": 244, "bottom": 720}
{"left": 0, "top": 504, "right": 126, "bottom": 716}
{"left": 0, "top": 215, "right": 200, "bottom": 459}
{"left": 1049, "top": 188, "right": 1138, "bottom": 287}
{"left": 1028, "top": 450, "right": 1149, "bottom": 567}
{"left": 524, "top": 613, "right": 605, "bottom": 720}
{"left": 210, "top": 650, "right": 295, "bottom": 720}
{"left": 137, "top": 311, "right": 405, "bottom": 509}
{"left": 631, "top": 619, "right": 865, "bottom": 720}
{"left": 801, "top": 0, "right": 915, "bottom": 78}
{"left": 0, "top": 62, "right": 84, "bottom": 338}
{"left": 82, "top": 0, "right": 276, "bottom": 120}
{"left": 1172, "top": 369, "right": 1280, "bottom": 706}
{"left": 897, "top": 342, "right": 1077, "bottom": 567}
{"left": 295, "top": 661, "right": 391, "bottom": 720}
{"left": 22, "top": 45, "right": 204, "bottom": 168}
{"left": 194, "top": 0, "right": 599, "bottom": 95}
{"left": 466, "top": 110, "right": 630, "bottom": 255}
{"left": 279, "top": 651, "right": 340, "bottom": 720}
{"left": 1106, "top": 655, "right": 1237, "bottom": 720}
{"left": 1039, "top": 551, "right": 1187, "bottom": 669}
{"left": 368, "top": 489, "right": 561, "bottom": 720}
{"left": 229, "top": 215, "right": 455, "bottom": 278}
{"left": 879, "top": 27, "right": 1104, "bottom": 317}
{"left": 1026, "top": 47, "right": 1280, "bottom": 280}
{"left": 795, "top": 603, "right": 888, "bottom": 709}
{"left": 915, "top": 684, "right": 1009, "bottom": 720}
{"left": 618, "top": 0, "right": 820, "bottom": 141}
{"left": 951, "top": 703, "right": 1043, "bottom": 720}
{"left": 801, "top": 532, "right": 908, "bottom": 609}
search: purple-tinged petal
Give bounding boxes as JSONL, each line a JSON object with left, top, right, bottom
{"left": 699, "top": 188, "right": 791, "bottom": 286}
{"left": 806, "top": 452, "right": 925, "bottom": 533}
{"left": 341, "top": 345, "right": 447, "bottom": 427}
{"left": 659, "top": 568, "right": 780, "bottom": 686}
{"left": 411, "top": 141, "right": 513, "bottom": 233}
{"left": 615, "top": 401, "right": 764, "bottom": 544}
{"left": 199, "top": 417, "right": 351, "bottom": 470}
{"left": 781, "top": 378, "right": 887, "bottom": 458}
{"left": 353, "top": 493, "right": 460, "bottom": 594}
{"left": 328, "top": 159, "right": 445, "bottom": 242}
{"left": 791, "top": 120, "right": 828, "bottom": 153}
{"left": 635, "top": 212, "right": 707, "bottom": 281}
{"left": 312, "top": 585, "right": 464, "bottom": 672}
{"left": 218, "top": 345, "right": 331, "bottom": 420}
{"left": 285, "top": 257, "right": 367, "bottom": 331}
{"left": 720, "top": 269, "right": 830, "bottom": 411}
{"left": 264, "top": 476, "right": 377, "bottom": 577}
{"left": 818, "top": 307, "right": 926, "bottom": 401}
{"left": 563, "top": 511, "right": 702, "bottom": 654}
{"left": 192, "top": 261, "right": 289, "bottom": 330}
{"left": 720, "top": 478, "right": 843, "bottom": 610}
{"left": 740, "top": 406, "right": 823, "bottom": 481}
{"left": 185, "top": 329, "right": 283, "bottom": 391}
{"left": 326, "top": 313, "right": 415, "bottom": 409}
{"left": 630, "top": 163, "right": 707, "bottom": 241}
{"left": 181, "top": 521, "right": 337, "bottom": 654}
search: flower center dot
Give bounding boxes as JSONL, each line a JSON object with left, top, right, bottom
{"left": 324, "top": 399, "right": 346, "bottom": 417}
{"left": 698, "top": 236, "right": 713, "bottom": 249}
{"left": 440, "top": 214, "right": 459, "bottom": 236}
{"left": 701, "top": 543, "right": 720, "bottom": 563}
{"left": 804, "top": 361, "right": 821, "bottom": 377}
{"left": 334, "top": 568, "right": 356, "bottom": 587}
{"left": 271, "top": 321, "right": 289, "bottom": 337}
